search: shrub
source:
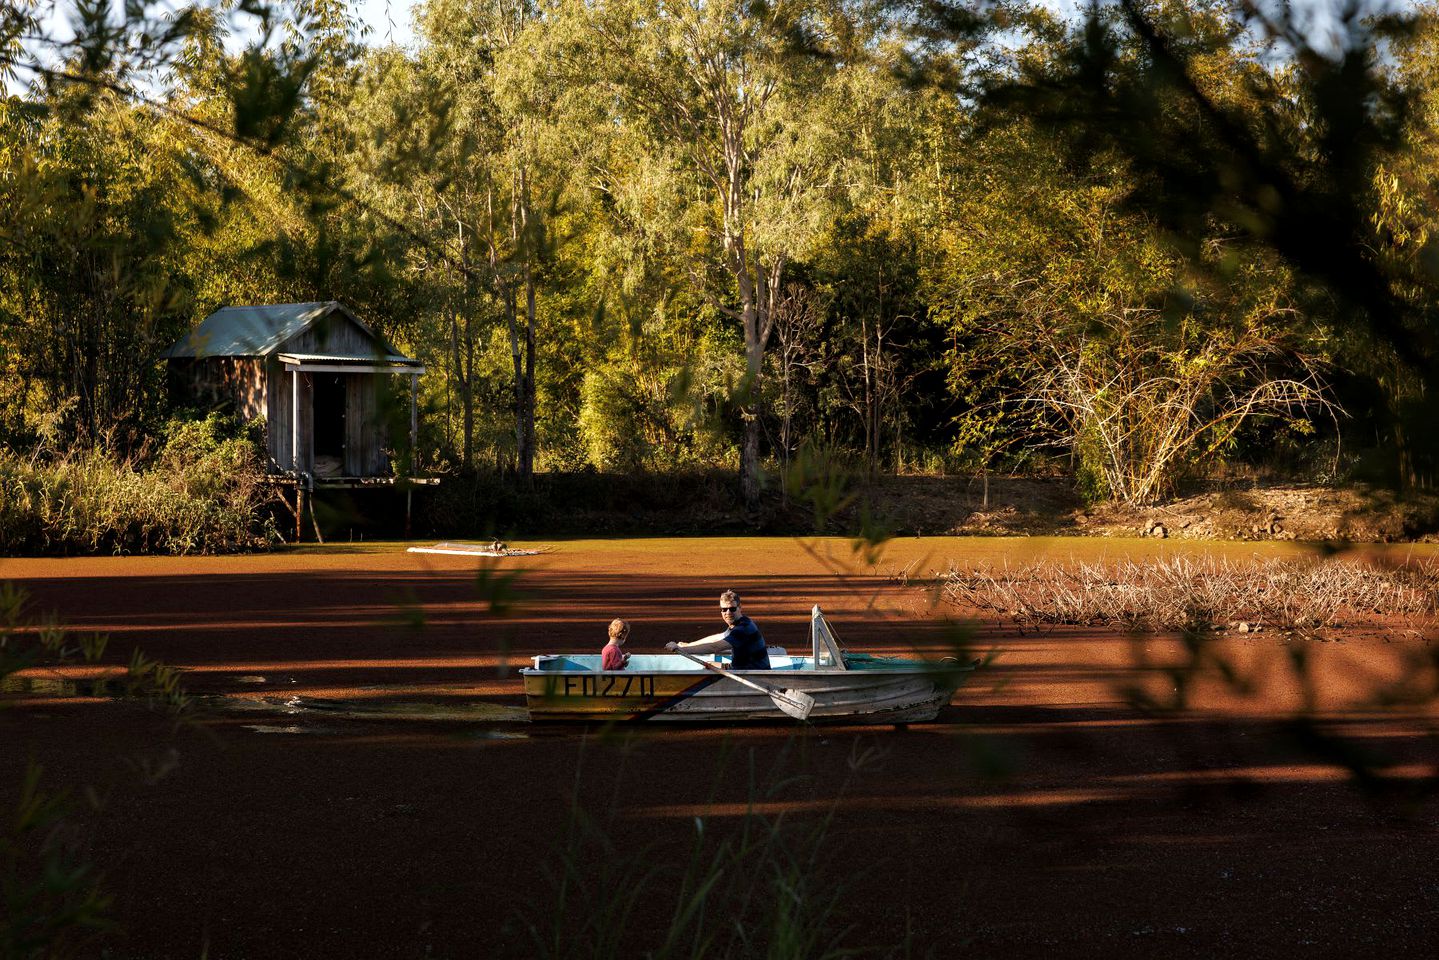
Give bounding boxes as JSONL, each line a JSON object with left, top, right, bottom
{"left": 417, "top": 468, "right": 784, "bottom": 537}
{"left": 0, "top": 413, "right": 279, "bottom": 556}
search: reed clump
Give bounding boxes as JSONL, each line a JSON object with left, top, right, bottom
{"left": 0, "top": 413, "right": 279, "bottom": 556}
{"left": 520, "top": 739, "right": 899, "bottom": 960}
{"left": 941, "top": 556, "right": 1439, "bottom": 633}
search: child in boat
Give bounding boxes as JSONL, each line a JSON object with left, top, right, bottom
{"left": 601, "top": 619, "right": 630, "bottom": 670}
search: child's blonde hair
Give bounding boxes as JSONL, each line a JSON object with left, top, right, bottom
{"left": 607, "top": 618, "right": 630, "bottom": 642}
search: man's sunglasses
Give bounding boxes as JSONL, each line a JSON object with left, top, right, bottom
{"left": 719, "top": 606, "right": 739, "bottom": 613}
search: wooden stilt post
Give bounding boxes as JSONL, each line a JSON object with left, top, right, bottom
{"left": 296, "top": 483, "right": 306, "bottom": 543}
{"left": 409, "top": 374, "right": 418, "bottom": 473}
{"left": 291, "top": 368, "right": 300, "bottom": 473}
{"left": 309, "top": 483, "right": 325, "bottom": 545}
{"left": 407, "top": 373, "right": 418, "bottom": 541}
{"left": 292, "top": 367, "right": 307, "bottom": 544}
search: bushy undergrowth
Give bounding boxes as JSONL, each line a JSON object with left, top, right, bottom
{"left": 418, "top": 447, "right": 886, "bottom": 538}
{"left": 419, "top": 469, "right": 795, "bottom": 537}
{"left": 943, "top": 556, "right": 1439, "bottom": 634}
{"left": 0, "top": 414, "right": 279, "bottom": 555}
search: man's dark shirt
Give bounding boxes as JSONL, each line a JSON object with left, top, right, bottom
{"left": 722, "top": 615, "right": 771, "bottom": 670}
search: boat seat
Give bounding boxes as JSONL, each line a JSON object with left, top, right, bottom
{"left": 533, "top": 648, "right": 796, "bottom": 673}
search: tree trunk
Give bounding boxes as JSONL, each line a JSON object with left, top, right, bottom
{"left": 1396, "top": 417, "right": 1417, "bottom": 491}
{"left": 451, "top": 314, "right": 474, "bottom": 472}
{"left": 779, "top": 350, "right": 792, "bottom": 507}
{"left": 860, "top": 313, "right": 875, "bottom": 481}
{"left": 454, "top": 220, "right": 476, "bottom": 473}
{"left": 1383, "top": 376, "right": 1420, "bottom": 492}
{"left": 504, "top": 283, "right": 524, "bottom": 478}
{"left": 732, "top": 230, "right": 762, "bottom": 507}
{"left": 731, "top": 303, "right": 764, "bottom": 505}
{"left": 504, "top": 166, "right": 539, "bottom": 484}
{"left": 521, "top": 262, "right": 537, "bottom": 482}
{"left": 741, "top": 414, "right": 762, "bottom": 508}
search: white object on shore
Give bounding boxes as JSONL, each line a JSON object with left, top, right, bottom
{"left": 407, "top": 542, "right": 546, "bottom": 557}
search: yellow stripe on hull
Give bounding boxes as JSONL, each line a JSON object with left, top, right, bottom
{"left": 524, "top": 672, "right": 719, "bottom": 720}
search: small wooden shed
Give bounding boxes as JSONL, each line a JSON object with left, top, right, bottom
{"left": 165, "top": 301, "right": 424, "bottom": 479}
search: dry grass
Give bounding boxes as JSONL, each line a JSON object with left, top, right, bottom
{"left": 0, "top": 414, "right": 279, "bottom": 556}
{"left": 941, "top": 555, "right": 1439, "bottom": 634}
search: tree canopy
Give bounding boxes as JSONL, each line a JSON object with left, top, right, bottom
{"left": 4, "top": 0, "right": 1439, "bottom": 504}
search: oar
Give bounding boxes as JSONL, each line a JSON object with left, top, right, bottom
{"left": 680, "top": 653, "right": 815, "bottom": 721}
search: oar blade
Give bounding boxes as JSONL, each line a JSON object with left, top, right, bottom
{"left": 773, "top": 688, "right": 815, "bottom": 721}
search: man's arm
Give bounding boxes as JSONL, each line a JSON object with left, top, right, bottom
{"left": 666, "top": 631, "right": 732, "bottom": 655}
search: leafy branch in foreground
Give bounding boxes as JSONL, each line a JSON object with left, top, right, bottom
{"left": 516, "top": 735, "right": 901, "bottom": 960}
{"left": 0, "top": 763, "right": 114, "bottom": 960}
{"left": 940, "top": 553, "right": 1439, "bottom": 799}
{"left": 976, "top": 0, "right": 1439, "bottom": 487}
{"left": 2, "top": 582, "right": 195, "bottom": 956}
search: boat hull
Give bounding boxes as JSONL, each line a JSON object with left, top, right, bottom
{"left": 521, "top": 667, "right": 969, "bottom": 723}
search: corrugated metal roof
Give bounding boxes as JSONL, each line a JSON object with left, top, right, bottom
{"left": 165, "top": 302, "right": 406, "bottom": 359}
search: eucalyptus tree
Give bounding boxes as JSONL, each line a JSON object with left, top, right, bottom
{"left": 804, "top": 38, "right": 961, "bottom": 477}
{"left": 1363, "top": 4, "right": 1439, "bottom": 487}
{"left": 384, "top": 0, "right": 567, "bottom": 477}
{"left": 334, "top": 39, "right": 486, "bottom": 468}
{"left": 317, "top": 0, "right": 553, "bottom": 475}
{"left": 972, "top": 0, "right": 1437, "bottom": 489}
{"left": 528, "top": 0, "right": 854, "bottom": 504}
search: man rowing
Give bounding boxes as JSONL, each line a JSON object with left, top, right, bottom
{"left": 664, "top": 589, "right": 771, "bottom": 670}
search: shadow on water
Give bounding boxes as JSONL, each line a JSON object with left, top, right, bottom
{"left": 2, "top": 674, "right": 116, "bottom": 697}
{"left": 205, "top": 692, "right": 532, "bottom": 726}
{"left": 4, "top": 674, "right": 534, "bottom": 731}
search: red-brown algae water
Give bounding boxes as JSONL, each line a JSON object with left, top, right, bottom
{"left": 2, "top": 538, "right": 1436, "bottom": 959}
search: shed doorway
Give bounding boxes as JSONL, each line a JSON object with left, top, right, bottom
{"left": 312, "top": 373, "right": 347, "bottom": 476}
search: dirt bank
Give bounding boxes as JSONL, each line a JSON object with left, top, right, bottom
{"left": 858, "top": 476, "right": 1439, "bottom": 543}
{"left": 341, "top": 472, "right": 1439, "bottom": 544}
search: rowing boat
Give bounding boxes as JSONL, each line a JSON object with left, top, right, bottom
{"left": 521, "top": 606, "right": 976, "bottom": 723}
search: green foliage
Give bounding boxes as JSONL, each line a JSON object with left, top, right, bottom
{"left": 0, "top": 413, "right": 279, "bottom": 555}
{"left": 0, "top": 0, "right": 325, "bottom": 452}
{"left": 930, "top": 89, "right": 1334, "bottom": 503}
{"left": 0, "top": 584, "right": 191, "bottom": 958}
{"left": 1073, "top": 426, "right": 1111, "bottom": 505}
{"left": 0, "top": 94, "right": 196, "bottom": 446}
{"left": 518, "top": 740, "right": 882, "bottom": 960}
{"left": 418, "top": 469, "right": 770, "bottom": 537}
{"left": 157, "top": 412, "right": 269, "bottom": 500}
{"left": 976, "top": 0, "right": 1439, "bottom": 491}
{"left": 576, "top": 344, "right": 741, "bottom": 473}
{"left": 0, "top": 763, "right": 113, "bottom": 960}
{"left": 6, "top": 0, "right": 1438, "bottom": 523}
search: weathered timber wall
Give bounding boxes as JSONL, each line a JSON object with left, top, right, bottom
{"left": 167, "top": 358, "right": 266, "bottom": 420}
{"left": 344, "top": 373, "right": 389, "bottom": 475}
{"left": 282, "top": 315, "right": 384, "bottom": 358}
{"left": 267, "top": 361, "right": 314, "bottom": 474}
